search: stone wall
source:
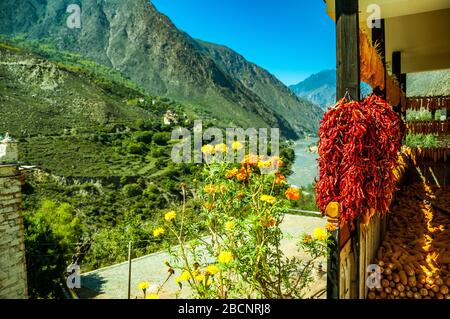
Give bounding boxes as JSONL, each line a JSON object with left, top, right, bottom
{"left": 0, "top": 165, "right": 28, "bottom": 299}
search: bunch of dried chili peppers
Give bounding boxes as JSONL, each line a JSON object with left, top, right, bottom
{"left": 315, "top": 94, "right": 405, "bottom": 225}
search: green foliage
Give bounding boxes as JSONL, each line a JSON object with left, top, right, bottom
{"left": 152, "top": 154, "right": 330, "bottom": 299}
{"left": 406, "top": 108, "right": 433, "bottom": 122}
{"left": 126, "top": 142, "right": 147, "bottom": 155}
{"left": 405, "top": 133, "right": 438, "bottom": 148}
{"left": 24, "top": 200, "right": 82, "bottom": 299}
{"left": 122, "top": 184, "right": 143, "bottom": 197}
{"left": 291, "top": 184, "right": 319, "bottom": 212}
{"left": 152, "top": 132, "right": 171, "bottom": 146}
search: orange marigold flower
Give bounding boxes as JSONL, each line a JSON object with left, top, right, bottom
{"left": 225, "top": 168, "right": 239, "bottom": 179}
{"left": 325, "top": 222, "right": 337, "bottom": 232}
{"left": 270, "top": 156, "right": 284, "bottom": 168}
{"left": 204, "top": 202, "right": 213, "bottom": 210}
{"left": 204, "top": 184, "right": 215, "bottom": 193}
{"left": 236, "top": 167, "right": 251, "bottom": 181}
{"left": 285, "top": 187, "right": 301, "bottom": 201}
{"left": 303, "top": 234, "right": 313, "bottom": 244}
{"left": 242, "top": 154, "right": 259, "bottom": 166}
{"left": 237, "top": 192, "right": 245, "bottom": 199}
{"left": 260, "top": 216, "right": 277, "bottom": 228}
{"left": 274, "top": 174, "right": 286, "bottom": 185}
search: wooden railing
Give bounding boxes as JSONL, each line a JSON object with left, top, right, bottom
{"left": 406, "top": 120, "right": 450, "bottom": 135}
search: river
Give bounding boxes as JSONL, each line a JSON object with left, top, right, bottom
{"left": 288, "top": 137, "right": 319, "bottom": 188}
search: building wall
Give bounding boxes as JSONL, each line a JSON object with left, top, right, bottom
{"left": 0, "top": 165, "right": 28, "bottom": 299}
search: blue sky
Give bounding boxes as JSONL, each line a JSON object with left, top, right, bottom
{"left": 151, "top": 0, "right": 336, "bottom": 86}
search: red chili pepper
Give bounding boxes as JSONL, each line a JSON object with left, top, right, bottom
{"left": 315, "top": 95, "right": 404, "bottom": 225}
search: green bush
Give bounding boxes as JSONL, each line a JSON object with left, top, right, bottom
{"left": 405, "top": 133, "right": 438, "bottom": 148}
{"left": 126, "top": 142, "right": 147, "bottom": 155}
{"left": 122, "top": 184, "right": 143, "bottom": 197}
{"left": 152, "top": 132, "right": 171, "bottom": 146}
{"left": 134, "top": 131, "right": 153, "bottom": 144}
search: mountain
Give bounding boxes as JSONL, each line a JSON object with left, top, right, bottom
{"left": 0, "top": 43, "right": 153, "bottom": 137}
{"left": 196, "top": 40, "right": 322, "bottom": 134}
{"left": 0, "top": 0, "right": 322, "bottom": 138}
{"left": 407, "top": 69, "right": 450, "bottom": 97}
{"left": 290, "top": 70, "right": 374, "bottom": 109}
{"left": 289, "top": 70, "right": 336, "bottom": 109}
{"left": 0, "top": 42, "right": 187, "bottom": 177}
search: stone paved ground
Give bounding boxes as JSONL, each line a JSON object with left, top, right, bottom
{"left": 77, "top": 214, "right": 326, "bottom": 299}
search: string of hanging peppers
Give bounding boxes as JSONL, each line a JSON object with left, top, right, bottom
{"left": 407, "top": 96, "right": 450, "bottom": 112}
{"left": 315, "top": 95, "right": 406, "bottom": 225}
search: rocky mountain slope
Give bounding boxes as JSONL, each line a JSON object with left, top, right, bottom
{"left": 197, "top": 40, "right": 322, "bottom": 134}
{"left": 0, "top": 0, "right": 322, "bottom": 138}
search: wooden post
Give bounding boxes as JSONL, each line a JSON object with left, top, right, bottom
{"left": 400, "top": 73, "right": 407, "bottom": 118}
{"left": 127, "top": 241, "right": 132, "bottom": 299}
{"left": 330, "top": 0, "right": 360, "bottom": 300}
{"left": 336, "top": 0, "right": 360, "bottom": 100}
{"left": 372, "top": 19, "right": 386, "bottom": 98}
{"left": 392, "top": 51, "right": 403, "bottom": 115}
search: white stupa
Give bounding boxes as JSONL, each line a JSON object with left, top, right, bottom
{"left": 0, "top": 132, "right": 18, "bottom": 164}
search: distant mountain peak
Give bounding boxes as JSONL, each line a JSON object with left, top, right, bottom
{"left": 289, "top": 70, "right": 336, "bottom": 109}
{"left": 290, "top": 69, "right": 372, "bottom": 109}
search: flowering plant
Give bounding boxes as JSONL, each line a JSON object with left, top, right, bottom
{"left": 154, "top": 144, "right": 332, "bottom": 299}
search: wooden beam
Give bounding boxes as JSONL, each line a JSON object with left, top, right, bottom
{"left": 329, "top": 0, "right": 360, "bottom": 300}
{"left": 392, "top": 51, "right": 402, "bottom": 79}
{"left": 392, "top": 51, "right": 402, "bottom": 114}
{"left": 336, "top": 0, "right": 360, "bottom": 101}
{"left": 372, "top": 19, "right": 386, "bottom": 98}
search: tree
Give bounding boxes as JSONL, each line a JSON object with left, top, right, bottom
{"left": 24, "top": 200, "right": 82, "bottom": 299}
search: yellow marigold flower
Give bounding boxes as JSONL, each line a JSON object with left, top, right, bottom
{"left": 214, "top": 143, "right": 227, "bottom": 153}
{"left": 325, "top": 222, "right": 337, "bottom": 232}
{"left": 218, "top": 251, "right": 234, "bottom": 264}
{"left": 153, "top": 227, "right": 165, "bottom": 238}
{"left": 164, "top": 211, "right": 176, "bottom": 222}
{"left": 145, "top": 294, "right": 159, "bottom": 299}
{"left": 260, "top": 195, "right": 276, "bottom": 204}
{"left": 205, "top": 264, "right": 220, "bottom": 276}
{"left": 204, "top": 184, "right": 215, "bottom": 193}
{"left": 225, "top": 168, "right": 239, "bottom": 179}
{"left": 175, "top": 276, "right": 182, "bottom": 284}
{"left": 180, "top": 270, "right": 191, "bottom": 281}
{"left": 257, "top": 160, "right": 272, "bottom": 168}
{"left": 195, "top": 274, "right": 205, "bottom": 283}
{"left": 313, "top": 228, "right": 327, "bottom": 241}
{"left": 224, "top": 221, "right": 235, "bottom": 231}
{"left": 201, "top": 144, "right": 215, "bottom": 155}
{"left": 138, "top": 281, "right": 149, "bottom": 290}
{"left": 231, "top": 141, "right": 243, "bottom": 151}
